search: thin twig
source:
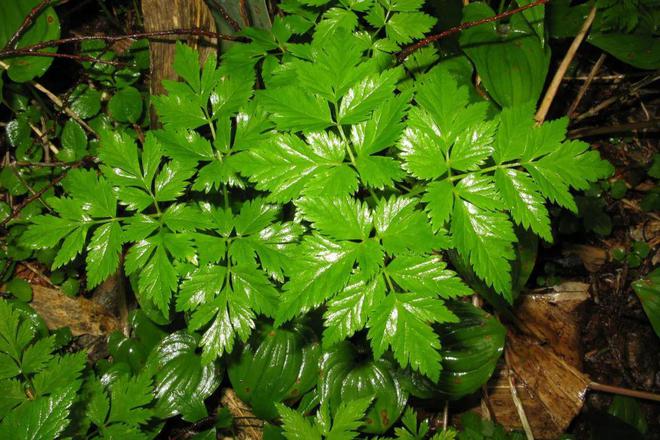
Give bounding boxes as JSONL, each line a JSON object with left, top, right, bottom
{"left": 572, "top": 72, "right": 660, "bottom": 122}
{"left": 0, "top": 28, "right": 242, "bottom": 56}
{"left": 506, "top": 354, "right": 534, "bottom": 440}
{"left": 442, "top": 400, "right": 449, "bottom": 431}
{"left": 481, "top": 384, "right": 497, "bottom": 423}
{"left": 396, "top": 0, "right": 549, "bottom": 62}
{"left": 4, "top": 0, "right": 52, "bottom": 50}
{"left": 28, "top": 121, "right": 59, "bottom": 154}
{"left": 32, "top": 83, "right": 97, "bottom": 136}
{"left": 589, "top": 382, "right": 660, "bottom": 402}
{"left": 22, "top": 262, "right": 57, "bottom": 288}
{"left": 535, "top": 5, "right": 597, "bottom": 123}
{"left": 0, "top": 158, "right": 91, "bottom": 229}
{"left": 10, "top": 160, "right": 80, "bottom": 168}
{"left": 568, "top": 53, "right": 606, "bottom": 117}
{"left": 10, "top": 167, "right": 50, "bottom": 211}
{"left": 209, "top": 0, "right": 242, "bottom": 32}
{"left": 569, "top": 119, "right": 660, "bottom": 138}
{"left": 0, "top": 49, "right": 124, "bottom": 66}
{"left": 0, "top": 59, "right": 97, "bottom": 136}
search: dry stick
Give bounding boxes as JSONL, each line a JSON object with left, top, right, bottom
{"left": 396, "top": 0, "right": 549, "bottom": 62}
{"left": 4, "top": 0, "right": 52, "bottom": 50}
{"left": 505, "top": 354, "right": 534, "bottom": 440}
{"left": 573, "top": 72, "right": 660, "bottom": 123}
{"left": 442, "top": 400, "right": 449, "bottom": 431}
{"left": 567, "top": 53, "right": 606, "bottom": 117}
{"left": 28, "top": 121, "right": 59, "bottom": 154}
{"left": 569, "top": 119, "right": 660, "bottom": 138}
{"left": 590, "top": 382, "right": 660, "bottom": 402}
{"left": 0, "top": 60, "right": 97, "bottom": 136}
{"left": 0, "top": 158, "right": 90, "bottom": 229}
{"left": 22, "top": 261, "right": 57, "bottom": 288}
{"left": 535, "top": 5, "right": 597, "bottom": 123}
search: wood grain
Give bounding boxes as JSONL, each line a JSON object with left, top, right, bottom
{"left": 141, "top": 0, "right": 217, "bottom": 100}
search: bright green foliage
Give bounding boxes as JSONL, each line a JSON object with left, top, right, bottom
{"left": 459, "top": 2, "right": 550, "bottom": 107}
{"left": 23, "top": 44, "right": 299, "bottom": 365}
{"left": 228, "top": 320, "right": 320, "bottom": 420}
{"left": 399, "top": 68, "right": 612, "bottom": 300}
{"left": 0, "top": 0, "right": 60, "bottom": 82}
{"left": 608, "top": 395, "right": 648, "bottom": 435}
{"left": 11, "top": 7, "right": 615, "bottom": 435}
{"left": 22, "top": 0, "right": 612, "bottom": 383}
{"left": 276, "top": 397, "right": 372, "bottom": 440}
{"left": 85, "top": 373, "right": 155, "bottom": 437}
{"left": 393, "top": 407, "right": 457, "bottom": 440}
{"left": 458, "top": 413, "right": 525, "bottom": 439}
{"left": 144, "top": 331, "right": 222, "bottom": 421}
{"left": 0, "top": 300, "right": 85, "bottom": 438}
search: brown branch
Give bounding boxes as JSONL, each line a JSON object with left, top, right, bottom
{"left": 589, "top": 382, "right": 660, "bottom": 402}
{"left": 567, "top": 53, "right": 606, "bottom": 117}
{"left": 10, "top": 160, "right": 81, "bottom": 168}
{"left": 4, "top": 0, "right": 52, "bottom": 50}
{"left": 0, "top": 49, "right": 125, "bottom": 66}
{"left": 569, "top": 119, "right": 660, "bottom": 138}
{"left": 396, "top": 0, "right": 550, "bottom": 62}
{"left": 572, "top": 72, "right": 660, "bottom": 122}
{"left": 0, "top": 28, "right": 243, "bottom": 56}
{"left": 0, "top": 157, "right": 94, "bottom": 229}
{"left": 209, "top": 0, "right": 242, "bottom": 32}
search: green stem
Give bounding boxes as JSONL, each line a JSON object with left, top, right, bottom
{"left": 334, "top": 118, "right": 381, "bottom": 203}
{"left": 447, "top": 161, "right": 521, "bottom": 182}
{"left": 223, "top": 184, "right": 229, "bottom": 209}
{"left": 204, "top": 110, "right": 216, "bottom": 141}
{"left": 382, "top": 269, "right": 397, "bottom": 293}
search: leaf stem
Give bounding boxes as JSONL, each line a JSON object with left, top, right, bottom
{"left": 447, "top": 161, "right": 521, "bottom": 182}
{"left": 204, "top": 110, "right": 216, "bottom": 141}
{"left": 334, "top": 117, "right": 381, "bottom": 204}
{"left": 382, "top": 269, "right": 397, "bottom": 293}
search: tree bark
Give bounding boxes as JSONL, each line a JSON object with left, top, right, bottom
{"left": 141, "top": 0, "right": 217, "bottom": 121}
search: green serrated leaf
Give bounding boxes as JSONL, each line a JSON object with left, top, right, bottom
{"left": 495, "top": 168, "right": 552, "bottom": 242}
{"left": 86, "top": 221, "right": 122, "bottom": 288}
{"left": 451, "top": 198, "right": 516, "bottom": 299}
{"left": 258, "top": 87, "right": 333, "bottom": 131}
{"left": 297, "top": 196, "right": 372, "bottom": 241}
{"left": 387, "top": 255, "right": 471, "bottom": 299}
{"left": 323, "top": 276, "right": 386, "bottom": 347}
{"left": 368, "top": 292, "right": 456, "bottom": 380}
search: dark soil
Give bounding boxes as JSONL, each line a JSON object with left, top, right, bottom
{"left": 538, "top": 48, "right": 659, "bottom": 439}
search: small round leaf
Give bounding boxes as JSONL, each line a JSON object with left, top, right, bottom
{"left": 108, "top": 86, "right": 143, "bottom": 123}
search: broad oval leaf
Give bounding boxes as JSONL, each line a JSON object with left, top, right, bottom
{"left": 145, "top": 331, "right": 222, "bottom": 422}
{"left": 459, "top": 2, "right": 550, "bottom": 107}
{"left": 0, "top": 0, "right": 60, "bottom": 82}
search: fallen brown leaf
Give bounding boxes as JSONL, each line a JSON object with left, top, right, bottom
{"left": 516, "top": 282, "right": 589, "bottom": 368}
{"left": 220, "top": 388, "right": 264, "bottom": 440}
{"left": 462, "top": 283, "right": 591, "bottom": 439}
{"left": 566, "top": 245, "right": 608, "bottom": 273}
